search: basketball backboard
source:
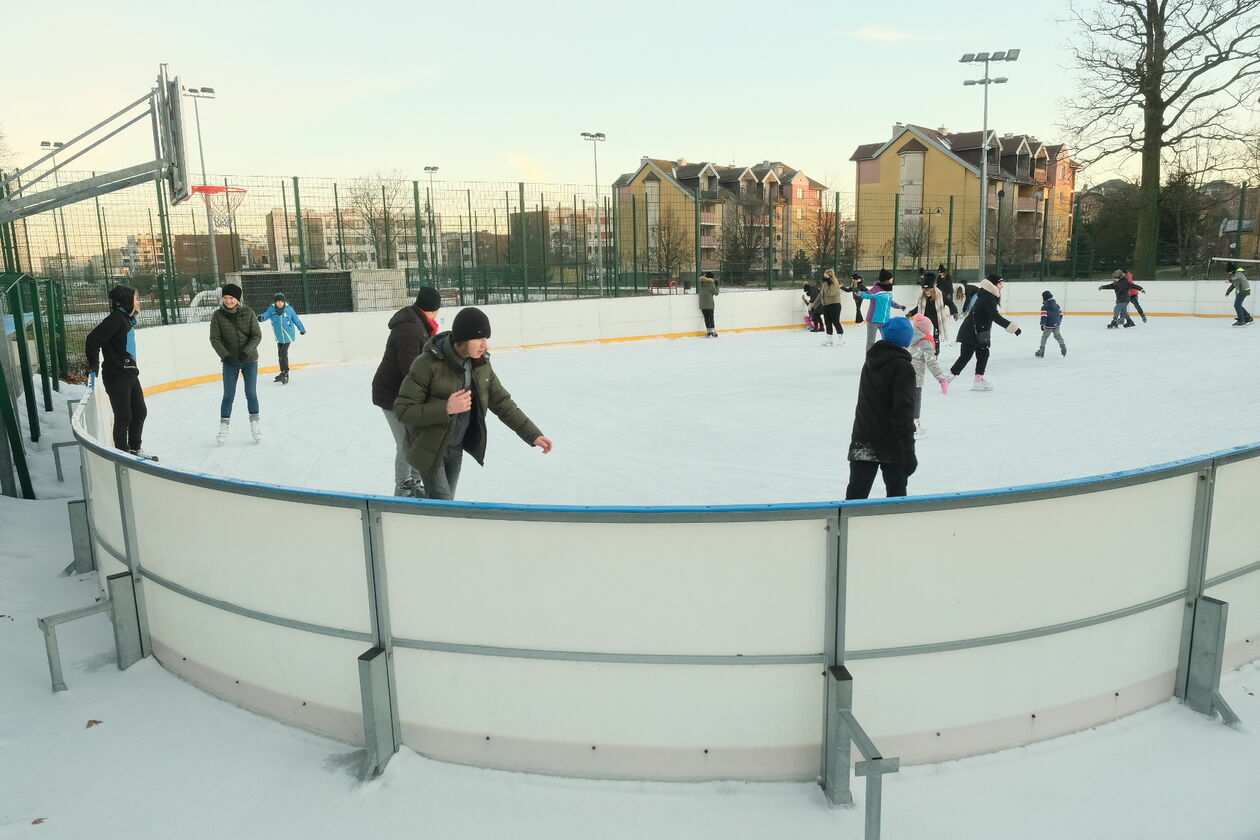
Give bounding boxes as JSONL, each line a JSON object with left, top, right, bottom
{"left": 157, "top": 66, "right": 191, "bottom": 205}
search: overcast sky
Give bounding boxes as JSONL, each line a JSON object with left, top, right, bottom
{"left": 5, "top": 0, "right": 1132, "bottom": 192}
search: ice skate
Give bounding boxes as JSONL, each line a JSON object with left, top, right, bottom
{"left": 215, "top": 420, "right": 229, "bottom": 445}
{"left": 940, "top": 373, "right": 954, "bottom": 395}
{"left": 250, "top": 417, "right": 262, "bottom": 443}
{"left": 1061, "top": 345, "right": 1068, "bottom": 356}
{"left": 273, "top": 372, "right": 284, "bottom": 382}
{"left": 1141, "top": 314, "right": 1148, "bottom": 323}
{"left": 1034, "top": 349, "right": 1044, "bottom": 358}
{"left": 128, "top": 449, "right": 159, "bottom": 462}
{"left": 1123, "top": 321, "right": 1136, "bottom": 328}
{"left": 822, "top": 336, "right": 833, "bottom": 346}
{"left": 281, "top": 371, "right": 290, "bottom": 384}
{"left": 1107, "top": 321, "right": 1120, "bottom": 329}
{"left": 971, "top": 375, "right": 993, "bottom": 392}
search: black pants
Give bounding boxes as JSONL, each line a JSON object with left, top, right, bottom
{"left": 822, "top": 303, "right": 843, "bottom": 335}
{"left": 851, "top": 294, "right": 864, "bottom": 324}
{"left": 277, "top": 342, "right": 291, "bottom": 373}
{"left": 104, "top": 375, "right": 146, "bottom": 452}
{"left": 846, "top": 461, "right": 911, "bottom": 499}
{"left": 950, "top": 342, "right": 990, "bottom": 377}
{"left": 701, "top": 309, "right": 715, "bottom": 329}
{"left": 1129, "top": 296, "right": 1145, "bottom": 319}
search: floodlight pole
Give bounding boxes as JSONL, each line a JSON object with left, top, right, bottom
{"left": 962, "top": 49, "right": 1017, "bottom": 280}
{"left": 581, "top": 132, "right": 606, "bottom": 295}
{"left": 185, "top": 89, "right": 219, "bottom": 285}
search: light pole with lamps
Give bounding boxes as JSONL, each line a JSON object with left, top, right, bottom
{"left": 38, "top": 141, "right": 73, "bottom": 280}
{"left": 423, "top": 166, "right": 439, "bottom": 273}
{"left": 960, "top": 49, "right": 1019, "bottom": 279}
{"left": 580, "top": 131, "right": 606, "bottom": 294}
{"left": 182, "top": 85, "right": 220, "bottom": 286}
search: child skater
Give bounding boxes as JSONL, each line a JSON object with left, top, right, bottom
{"left": 859, "top": 269, "right": 906, "bottom": 349}
{"left": 908, "top": 313, "right": 950, "bottom": 438}
{"left": 257, "top": 292, "right": 307, "bottom": 383}
{"left": 1035, "top": 290, "right": 1067, "bottom": 357}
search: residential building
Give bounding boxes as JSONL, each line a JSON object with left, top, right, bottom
{"left": 848, "top": 123, "right": 1079, "bottom": 274}
{"left": 612, "top": 157, "right": 828, "bottom": 279}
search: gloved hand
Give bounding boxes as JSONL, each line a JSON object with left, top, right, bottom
{"left": 257, "top": 315, "right": 265, "bottom": 322}
{"left": 299, "top": 330, "right": 306, "bottom": 335}
{"left": 1015, "top": 329, "right": 1022, "bottom": 336}
{"left": 905, "top": 455, "right": 918, "bottom": 477}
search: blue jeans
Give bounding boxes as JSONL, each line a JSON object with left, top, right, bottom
{"left": 221, "top": 361, "right": 259, "bottom": 418}
{"left": 1234, "top": 291, "right": 1250, "bottom": 321}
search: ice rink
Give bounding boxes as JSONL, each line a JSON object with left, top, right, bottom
{"left": 140, "top": 316, "right": 1259, "bottom": 505}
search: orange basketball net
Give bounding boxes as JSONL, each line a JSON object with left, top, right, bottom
{"left": 191, "top": 185, "right": 247, "bottom": 228}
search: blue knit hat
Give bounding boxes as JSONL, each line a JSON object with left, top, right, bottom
{"left": 882, "top": 317, "right": 913, "bottom": 348}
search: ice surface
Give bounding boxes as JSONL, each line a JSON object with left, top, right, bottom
{"left": 140, "top": 317, "right": 1260, "bottom": 505}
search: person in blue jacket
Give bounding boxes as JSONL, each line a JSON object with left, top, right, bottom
{"left": 257, "top": 293, "right": 307, "bottom": 384}
{"left": 1035, "top": 290, "right": 1066, "bottom": 358}
{"left": 859, "top": 269, "right": 907, "bottom": 349}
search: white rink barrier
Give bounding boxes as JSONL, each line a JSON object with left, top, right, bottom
{"left": 71, "top": 291, "right": 1260, "bottom": 781}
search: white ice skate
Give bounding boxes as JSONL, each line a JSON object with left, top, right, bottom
{"left": 822, "top": 336, "right": 833, "bottom": 346}
{"left": 250, "top": 417, "right": 263, "bottom": 443}
{"left": 216, "top": 421, "right": 229, "bottom": 445}
{"left": 128, "top": 449, "right": 159, "bottom": 462}
{"left": 971, "top": 375, "right": 993, "bottom": 392}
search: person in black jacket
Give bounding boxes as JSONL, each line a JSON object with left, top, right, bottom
{"left": 1099, "top": 270, "right": 1144, "bottom": 328}
{"left": 84, "top": 285, "right": 154, "bottom": 459}
{"left": 801, "top": 282, "right": 822, "bottom": 331}
{"left": 372, "top": 286, "right": 442, "bottom": 496}
{"left": 936, "top": 263, "right": 958, "bottom": 319}
{"left": 843, "top": 273, "right": 866, "bottom": 324}
{"left": 947, "top": 274, "right": 1021, "bottom": 391}
{"left": 845, "top": 317, "right": 917, "bottom": 499}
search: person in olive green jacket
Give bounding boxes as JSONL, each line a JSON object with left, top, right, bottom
{"left": 393, "top": 307, "right": 553, "bottom": 500}
{"left": 698, "top": 271, "right": 719, "bottom": 337}
{"left": 209, "top": 283, "right": 264, "bottom": 444}
{"left": 816, "top": 268, "right": 846, "bottom": 346}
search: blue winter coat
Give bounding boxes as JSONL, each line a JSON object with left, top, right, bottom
{"left": 859, "top": 290, "right": 903, "bottom": 323}
{"left": 258, "top": 304, "right": 306, "bottom": 343}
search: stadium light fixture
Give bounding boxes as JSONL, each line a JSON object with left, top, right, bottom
{"left": 961, "top": 47, "right": 1021, "bottom": 276}
{"left": 581, "top": 132, "right": 607, "bottom": 293}
{"left": 181, "top": 84, "right": 221, "bottom": 282}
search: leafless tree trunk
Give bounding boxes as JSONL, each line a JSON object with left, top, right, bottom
{"left": 718, "top": 196, "right": 770, "bottom": 282}
{"left": 346, "top": 171, "right": 409, "bottom": 269}
{"left": 1061, "top": 0, "right": 1260, "bottom": 280}
{"left": 649, "top": 208, "right": 691, "bottom": 279}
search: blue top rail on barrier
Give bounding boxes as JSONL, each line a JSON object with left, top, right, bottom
{"left": 3, "top": 313, "right": 35, "bottom": 335}
{"left": 69, "top": 380, "right": 1260, "bottom": 514}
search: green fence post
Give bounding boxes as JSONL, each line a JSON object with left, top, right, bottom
{"left": 540, "top": 197, "right": 548, "bottom": 300}
{"left": 611, "top": 195, "right": 620, "bottom": 297}
{"left": 1233, "top": 183, "right": 1248, "bottom": 261}
{"left": 834, "top": 192, "right": 842, "bottom": 273}
{"left": 765, "top": 196, "right": 773, "bottom": 290}
{"left": 93, "top": 174, "right": 111, "bottom": 284}
{"left": 24, "top": 279, "right": 52, "bottom": 412}
{"left": 457, "top": 216, "right": 467, "bottom": 301}
{"left": 146, "top": 207, "right": 169, "bottom": 325}
{"left": 6, "top": 282, "right": 39, "bottom": 443}
{"left": 946, "top": 196, "right": 955, "bottom": 273}
{"left": 293, "top": 177, "right": 311, "bottom": 311}
{"left": 694, "top": 190, "right": 702, "bottom": 285}
{"left": 1040, "top": 197, "right": 1051, "bottom": 280}
{"left": 1068, "top": 195, "right": 1082, "bottom": 279}
{"left": 334, "top": 182, "right": 347, "bottom": 270}
{"left": 55, "top": 281, "right": 68, "bottom": 378}
{"left": 152, "top": 184, "right": 171, "bottom": 326}
{"left": 518, "top": 183, "right": 529, "bottom": 303}
{"left": 0, "top": 359, "right": 35, "bottom": 499}
{"left": 40, "top": 280, "right": 60, "bottom": 393}
{"left": 631, "top": 194, "right": 639, "bottom": 291}
{"left": 891, "top": 193, "right": 901, "bottom": 278}
{"left": 411, "top": 182, "right": 424, "bottom": 282}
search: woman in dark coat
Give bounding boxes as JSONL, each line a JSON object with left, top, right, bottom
{"left": 946, "top": 274, "right": 1021, "bottom": 392}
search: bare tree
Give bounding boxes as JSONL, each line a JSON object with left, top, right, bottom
{"left": 649, "top": 208, "right": 691, "bottom": 279}
{"left": 895, "top": 217, "right": 940, "bottom": 268}
{"left": 810, "top": 208, "right": 840, "bottom": 267}
{"left": 346, "top": 171, "right": 409, "bottom": 269}
{"left": 718, "top": 196, "right": 770, "bottom": 282}
{"left": 1061, "top": 0, "right": 1260, "bottom": 280}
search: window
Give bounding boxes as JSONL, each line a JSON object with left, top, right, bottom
{"left": 796, "top": 188, "right": 804, "bottom": 199}
{"left": 796, "top": 231, "right": 803, "bottom": 241}
{"left": 795, "top": 208, "right": 804, "bottom": 220}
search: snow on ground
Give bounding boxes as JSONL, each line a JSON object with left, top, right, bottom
{"left": 1, "top": 489, "right": 1258, "bottom": 838}
{"left": 3, "top": 320, "right": 1260, "bottom": 838}
{"left": 141, "top": 317, "right": 1259, "bottom": 505}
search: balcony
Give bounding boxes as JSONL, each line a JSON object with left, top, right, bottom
{"left": 700, "top": 212, "right": 718, "bottom": 225}
{"left": 1016, "top": 197, "right": 1044, "bottom": 213}
{"left": 696, "top": 189, "right": 719, "bottom": 201}
{"left": 700, "top": 236, "right": 717, "bottom": 248}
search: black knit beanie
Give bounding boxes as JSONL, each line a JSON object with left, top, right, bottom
{"left": 415, "top": 286, "right": 442, "bottom": 312}
{"left": 452, "top": 307, "right": 491, "bottom": 342}
{"left": 877, "top": 269, "right": 893, "bottom": 283}
{"left": 221, "top": 283, "right": 244, "bottom": 300}
{"left": 1042, "top": 290, "right": 1054, "bottom": 300}
{"left": 108, "top": 285, "right": 136, "bottom": 310}
{"left": 274, "top": 292, "right": 286, "bottom": 302}
{"left": 985, "top": 273, "right": 1004, "bottom": 285}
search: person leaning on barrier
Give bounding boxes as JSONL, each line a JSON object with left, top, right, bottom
{"left": 85, "top": 284, "right": 155, "bottom": 461}
{"left": 372, "top": 285, "right": 442, "bottom": 497}
{"left": 393, "top": 306, "right": 553, "bottom": 501}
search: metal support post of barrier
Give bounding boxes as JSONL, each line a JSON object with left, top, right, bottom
{"left": 1176, "top": 466, "right": 1215, "bottom": 700}
{"left": 52, "top": 440, "right": 77, "bottom": 482}
{"left": 114, "top": 464, "right": 152, "bottom": 657}
{"left": 38, "top": 601, "right": 111, "bottom": 692}
{"left": 1185, "top": 596, "right": 1241, "bottom": 726}
{"left": 823, "top": 665, "right": 855, "bottom": 806}
{"left": 7, "top": 280, "right": 40, "bottom": 443}
{"left": 23, "top": 279, "right": 52, "bottom": 412}
{"left": 106, "top": 571, "right": 144, "bottom": 671}
{"left": 66, "top": 398, "right": 79, "bottom": 424}
{"left": 65, "top": 499, "right": 96, "bottom": 575}
{"left": 357, "top": 647, "right": 394, "bottom": 779}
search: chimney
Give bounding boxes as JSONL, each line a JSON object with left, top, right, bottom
{"left": 937, "top": 125, "right": 950, "bottom": 136}
{"left": 641, "top": 156, "right": 650, "bottom": 165}
{"left": 892, "top": 122, "right": 904, "bottom": 138}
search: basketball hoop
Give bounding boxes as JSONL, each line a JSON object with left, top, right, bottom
{"left": 190, "top": 185, "right": 247, "bottom": 228}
